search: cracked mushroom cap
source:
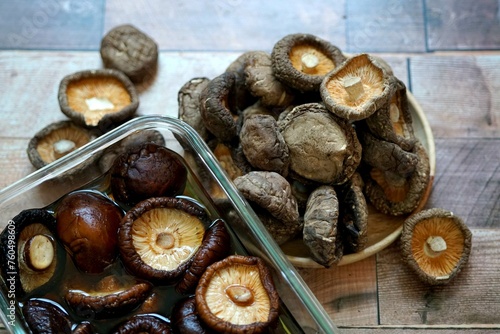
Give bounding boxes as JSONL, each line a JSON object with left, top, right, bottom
{"left": 58, "top": 69, "right": 139, "bottom": 131}
{"left": 278, "top": 102, "right": 362, "bottom": 185}
{"left": 320, "top": 53, "right": 397, "bottom": 121}
{"left": 112, "top": 314, "right": 171, "bottom": 334}
{"left": 118, "top": 197, "right": 209, "bottom": 284}
{"left": 195, "top": 255, "right": 280, "bottom": 334}
{"left": 401, "top": 208, "right": 472, "bottom": 285}
{"left": 65, "top": 275, "right": 152, "bottom": 319}
{"left": 271, "top": 33, "right": 346, "bottom": 92}
{"left": 22, "top": 299, "right": 72, "bottom": 334}
{"left": 0, "top": 209, "right": 64, "bottom": 298}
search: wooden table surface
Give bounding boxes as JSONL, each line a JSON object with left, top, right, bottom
{"left": 0, "top": 1, "right": 499, "bottom": 333}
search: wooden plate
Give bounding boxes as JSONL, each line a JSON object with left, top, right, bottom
{"left": 280, "top": 92, "right": 436, "bottom": 268}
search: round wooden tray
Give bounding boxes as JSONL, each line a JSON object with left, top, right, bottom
{"left": 280, "top": 92, "right": 436, "bottom": 268}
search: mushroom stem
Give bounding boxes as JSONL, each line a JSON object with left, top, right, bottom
{"left": 389, "top": 103, "right": 400, "bottom": 123}
{"left": 226, "top": 284, "right": 254, "bottom": 306}
{"left": 300, "top": 53, "right": 319, "bottom": 73}
{"left": 156, "top": 232, "right": 175, "bottom": 250}
{"left": 343, "top": 76, "right": 365, "bottom": 102}
{"left": 85, "top": 96, "right": 115, "bottom": 111}
{"left": 53, "top": 139, "right": 76, "bottom": 157}
{"left": 24, "top": 234, "right": 54, "bottom": 271}
{"left": 425, "top": 236, "right": 447, "bottom": 257}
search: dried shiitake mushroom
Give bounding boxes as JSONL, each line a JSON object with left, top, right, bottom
{"left": 178, "top": 77, "right": 212, "bottom": 141}
{"left": 303, "top": 185, "right": 343, "bottom": 267}
{"left": 225, "top": 51, "right": 262, "bottom": 111}
{"left": 272, "top": 33, "right": 346, "bottom": 92}
{"left": 212, "top": 142, "right": 251, "bottom": 180}
{"left": 118, "top": 197, "right": 208, "bottom": 284}
{"left": 239, "top": 114, "right": 290, "bottom": 176}
{"left": 55, "top": 191, "right": 123, "bottom": 274}
{"left": 278, "top": 103, "right": 361, "bottom": 185}
{"left": 171, "top": 297, "right": 216, "bottom": 334}
{"left": 27, "top": 120, "right": 97, "bottom": 169}
{"left": 22, "top": 299, "right": 72, "bottom": 334}
{"left": 100, "top": 24, "right": 159, "bottom": 84}
{"left": 320, "top": 53, "right": 396, "bottom": 121}
{"left": 58, "top": 69, "right": 139, "bottom": 131}
{"left": 112, "top": 314, "right": 171, "bottom": 334}
{"left": 195, "top": 255, "right": 280, "bottom": 334}
{"left": 400, "top": 208, "right": 472, "bottom": 285}
{"left": 110, "top": 143, "right": 187, "bottom": 206}
{"left": 0, "top": 209, "right": 64, "bottom": 298}
{"left": 65, "top": 275, "right": 152, "bottom": 319}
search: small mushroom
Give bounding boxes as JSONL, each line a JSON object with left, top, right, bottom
{"left": 112, "top": 314, "right": 171, "bottom": 334}
{"left": 320, "top": 53, "right": 397, "bottom": 121}
{"left": 118, "top": 197, "right": 209, "bottom": 284}
{"left": 239, "top": 114, "right": 290, "bottom": 176}
{"left": 65, "top": 275, "right": 152, "bottom": 319}
{"left": 303, "top": 185, "right": 343, "bottom": 267}
{"left": 271, "top": 33, "right": 346, "bottom": 92}
{"left": 0, "top": 209, "right": 64, "bottom": 297}
{"left": 100, "top": 24, "right": 159, "bottom": 84}
{"left": 55, "top": 191, "right": 123, "bottom": 274}
{"left": 278, "top": 103, "right": 361, "bottom": 185}
{"left": 110, "top": 143, "right": 188, "bottom": 206}
{"left": 176, "top": 219, "right": 231, "bottom": 294}
{"left": 171, "top": 297, "right": 216, "bottom": 334}
{"left": 27, "top": 120, "right": 97, "bottom": 169}
{"left": 22, "top": 299, "right": 72, "bottom": 334}
{"left": 195, "top": 255, "right": 280, "bottom": 334}
{"left": 178, "top": 77, "right": 212, "bottom": 142}
{"left": 72, "top": 322, "right": 96, "bottom": 334}
{"left": 225, "top": 51, "right": 262, "bottom": 111}
{"left": 400, "top": 208, "right": 472, "bottom": 285}
{"left": 253, "top": 205, "right": 304, "bottom": 245}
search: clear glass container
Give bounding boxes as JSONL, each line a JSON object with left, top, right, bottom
{"left": 0, "top": 115, "right": 338, "bottom": 334}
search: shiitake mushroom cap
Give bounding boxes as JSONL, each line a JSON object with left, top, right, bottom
{"left": 400, "top": 208, "right": 472, "bottom": 285}
{"left": 195, "top": 255, "right": 280, "bottom": 334}
{"left": 118, "top": 197, "right": 209, "bottom": 284}
{"left": 111, "top": 314, "right": 171, "bottom": 334}
{"left": 171, "top": 297, "right": 216, "bottom": 334}
{"left": 22, "top": 299, "right": 72, "bottom": 334}
{"left": 271, "top": 33, "right": 346, "bottom": 92}
{"left": 58, "top": 69, "right": 139, "bottom": 131}
{"left": 72, "top": 322, "right": 96, "bottom": 334}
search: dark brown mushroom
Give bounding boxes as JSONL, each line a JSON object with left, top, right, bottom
{"left": 27, "top": 120, "right": 97, "bottom": 169}
{"left": 0, "top": 209, "right": 64, "bottom": 298}
{"left": 110, "top": 143, "right": 188, "bottom": 206}
{"left": 400, "top": 208, "right": 472, "bottom": 285}
{"left": 171, "top": 297, "right": 217, "bottom": 334}
{"left": 176, "top": 219, "right": 231, "bottom": 294}
{"left": 271, "top": 33, "right": 346, "bottom": 92}
{"left": 195, "top": 255, "right": 280, "bottom": 334}
{"left": 100, "top": 24, "right": 159, "bottom": 84}
{"left": 278, "top": 102, "right": 362, "bottom": 185}
{"left": 118, "top": 197, "right": 209, "bottom": 284}
{"left": 58, "top": 69, "right": 139, "bottom": 131}
{"left": 303, "top": 185, "right": 343, "bottom": 267}
{"left": 72, "top": 322, "right": 96, "bottom": 334}
{"left": 320, "top": 54, "right": 397, "bottom": 121}
{"left": 239, "top": 114, "right": 290, "bottom": 176}
{"left": 111, "top": 314, "right": 171, "bottom": 334}
{"left": 178, "top": 77, "right": 212, "bottom": 142}
{"left": 22, "top": 299, "right": 72, "bottom": 334}
{"left": 55, "top": 191, "right": 123, "bottom": 274}
{"left": 65, "top": 275, "right": 152, "bottom": 319}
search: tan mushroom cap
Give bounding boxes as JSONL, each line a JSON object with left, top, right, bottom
{"left": 289, "top": 43, "right": 337, "bottom": 76}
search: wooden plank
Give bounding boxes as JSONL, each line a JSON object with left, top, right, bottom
{"left": 377, "top": 229, "right": 500, "bottom": 326}
{"left": 409, "top": 55, "right": 500, "bottom": 138}
{"left": 298, "top": 256, "right": 378, "bottom": 326}
{"left": 426, "top": 0, "right": 500, "bottom": 51}
{"left": 0, "top": 0, "right": 104, "bottom": 50}
{"left": 104, "top": 0, "right": 347, "bottom": 52}
{"left": 426, "top": 138, "right": 500, "bottom": 228}
{"left": 345, "top": 0, "right": 426, "bottom": 53}
{"left": 0, "top": 138, "right": 36, "bottom": 189}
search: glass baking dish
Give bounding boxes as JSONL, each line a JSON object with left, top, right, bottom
{"left": 0, "top": 115, "right": 338, "bottom": 334}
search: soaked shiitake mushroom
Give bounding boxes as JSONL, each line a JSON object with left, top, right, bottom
{"left": 176, "top": 219, "right": 231, "bottom": 294}
{"left": 278, "top": 102, "right": 361, "bottom": 185}
{"left": 72, "top": 322, "right": 96, "bottom": 334}
{"left": 178, "top": 77, "right": 212, "bottom": 141}
{"left": 112, "top": 314, "right": 171, "bottom": 334}
{"left": 100, "top": 24, "right": 159, "bottom": 84}
{"left": 22, "top": 299, "right": 72, "bottom": 334}
{"left": 401, "top": 208, "right": 472, "bottom": 285}
{"left": 171, "top": 297, "right": 216, "bottom": 334}
{"left": 195, "top": 255, "right": 280, "bottom": 334}
{"left": 320, "top": 53, "right": 397, "bottom": 121}
{"left": 118, "top": 197, "right": 209, "bottom": 284}
{"left": 0, "top": 209, "right": 64, "bottom": 298}
{"left": 58, "top": 69, "right": 139, "bottom": 131}
{"left": 55, "top": 191, "right": 123, "bottom": 274}
{"left": 303, "top": 185, "right": 343, "bottom": 267}
{"left": 110, "top": 143, "right": 188, "bottom": 206}
{"left": 27, "top": 120, "right": 97, "bottom": 169}
{"left": 272, "top": 33, "right": 346, "bottom": 92}
{"left": 239, "top": 114, "right": 290, "bottom": 176}
{"left": 65, "top": 275, "right": 152, "bottom": 319}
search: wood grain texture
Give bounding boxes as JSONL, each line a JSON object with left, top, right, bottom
{"left": 0, "top": 138, "right": 36, "bottom": 189}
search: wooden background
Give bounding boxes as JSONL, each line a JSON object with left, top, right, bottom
{"left": 0, "top": 0, "right": 499, "bottom": 333}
